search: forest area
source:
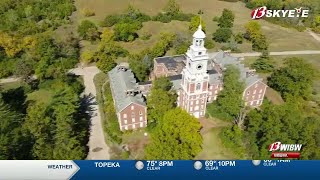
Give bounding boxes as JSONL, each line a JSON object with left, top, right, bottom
{"left": 0, "top": 0, "right": 90, "bottom": 160}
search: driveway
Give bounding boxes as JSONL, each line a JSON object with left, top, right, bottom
{"left": 69, "top": 66, "right": 110, "bottom": 160}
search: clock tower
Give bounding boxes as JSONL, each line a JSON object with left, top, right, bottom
{"left": 178, "top": 24, "right": 210, "bottom": 118}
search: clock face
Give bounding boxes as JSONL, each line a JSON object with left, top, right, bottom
{"left": 196, "top": 64, "right": 203, "bottom": 70}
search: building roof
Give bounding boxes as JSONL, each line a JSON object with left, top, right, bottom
{"left": 212, "top": 50, "right": 263, "bottom": 88}
{"left": 108, "top": 66, "right": 146, "bottom": 112}
{"left": 155, "top": 55, "right": 186, "bottom": 73}
{"left": 193, "top": 25, "right": 206, "bottom": 39}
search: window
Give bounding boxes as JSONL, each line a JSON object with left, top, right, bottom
{"left": 191, "top": 101, "right": 193, "bottom": 105}
{"left": 132, "top": 112, "right": 135, "bottom": 117}
{"left": 125, "top": 126, "right": 128, "bottom": 130}
{"left": 201, "top": 105, "right": 204, "bottom": 109}
{"left": 139, "top": 111, "right": 142, "bottom": 115}
{"left": 247, "top": 91, "right": 250, "bottom": 95}
{"left": 252, "top": 95, "right": 255, "bottom": 99}
{"left": 140, "top": 116, "right": 143, "bottom": 121}
{"left": 258, "top": 94, "right": 262, "bottom": 99}
{"left": 259, "top": 89, "right": 263, "bottom": 93}
{"left": 209, "top": 92, "right": 212, "bottom": 95}
{"left": 140, "top": 122, "right": 144, "bottom": 128}
{"left": 250, "top": 101, "right": 254, "bottom": 106}
{"left": 131, "top": 105, "right": 134, "bottom": 110}
{"left": 214, "top": 96, "right": 217, "bottom": 100}
{"left": 215, "top": 90, "right": 218, "bottom": 94}
{"left": 196, "top": 83, "right": 201, "bottom": 90}
{"left": 201, "top": 99, "right": 204, "bottom": 103}
{"left": 124, "top": 120, "right": 127, "bottom": 124}
{"left": 257, "top": 100, "right": 260, "bottom": 105}
{"left": 253, "top": 90, "right": 256, "bottom": 94}
{"left": 132, "top": 124, "right": 136, "bottom": 129}
{"left": 123, "top": 114, "right": 127, "bottom": 118}
{"left": 209, "top": 86, "right": 213, "bottom": 90}
{"left": 190, "top": 107, "right": 193, "bottom": 111}
{"left": 196, "top": 100, "right": 199, "bottom": 105}
{"left": 198, "top": 52, "right": 202, "bottom": 55}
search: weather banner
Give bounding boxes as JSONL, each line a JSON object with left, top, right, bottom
{"left": 0, "top": 160, "right": 319, "bottom": 179}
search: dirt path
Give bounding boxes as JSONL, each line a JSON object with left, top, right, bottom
{"left": 69, "top": 66, "right": 110, "bottom": 160}
{"left": 307, "top": 29, "right": 320, "bottom": 43}
{"left": 0, "top": 77, "right": 20, "bottom": 84}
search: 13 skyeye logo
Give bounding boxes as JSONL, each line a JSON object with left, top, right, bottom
{"left": 251, "top": 6, "right": 309, "bottom": 19}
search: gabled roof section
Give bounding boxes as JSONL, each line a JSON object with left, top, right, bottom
{"left": 108, "top": 66, "right": 146, "bottom": 112}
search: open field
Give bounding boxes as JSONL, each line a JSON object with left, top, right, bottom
{"left": 0, "top": 81, "right": 22, "bottom": 91}
{"left": 74, "top": 0, "right": 320, "bottom": 54}
{"left": 196, "top": 128, "right": 239, "bottom": 160}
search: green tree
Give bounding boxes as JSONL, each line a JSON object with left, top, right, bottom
{"left": 147, "top": 77, "right": 176, "bottom": 126}
{"left": 14, "top": 58, "right": 34, "bottom": 81}
{"left": 163, "top": 0, "right": 181, "bottom": 16}
{"left": 189, "top": 16, "right": 206, "bottom": 32}
{"left": 77, "top": 20, "right": 99, "bottom": 41}
{"left": 252, "top": 33, "right": 268, "bottom": 51}
{"left": 96, "top": 54, "right": 117, "bottom": 73}
{"left": 25, "top": 103, "right": 54, "bottom": 159}
{"left": 267, "top": 57, "right": 316, "bottom": 100}
{"left": 152, "top": 76, "right": 173, "bottom": 91}
{"left": 0, "top": 97, "right": 30, "bottom": 159}
{"left": 244, "top": 21, "right": 261, "bottom": 41}
{"left": 212, "top": 28, "right": 232, "bottom": 43}
{"left": 145, "top": 108, "right": 202, "bottom": 159}
{"left": 251, "top": 50, "right": 274, "bottom": 73}
{"left": 218, "top": 9, "right": 235, "bottom": 28}
{"left": 207, "top": 65, "right": 245, "bottom": 121}
{"left": 113, "top": 22, "right": 141, "bottom": 42}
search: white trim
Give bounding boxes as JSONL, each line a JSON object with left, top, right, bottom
{"left": 242, "top": 80, "right": 268, "bottom": 98}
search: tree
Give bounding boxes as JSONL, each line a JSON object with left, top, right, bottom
{"left": 77, "top": 20, "right": 99, "bottom": 41}
{"left": 14, "top": 58, "right": 34, "bottom": 81}
{"left": 96, "top": 54, "right": 117, "bottom": 73}
{"left": 189, "top": 16, "right": 206, "bottom": 32}
{"left": 153, "top": 76, "right": 173, "bottom": 91}
{"left": 145, "top": 108, "right": 202, "bottom": 159}
{"left": 207, "top": 65, "right": 245, "bottom": 121}
{"left": 163, "top": 0, "right": 180, "bottom": 16}
{"left": 212, "top": 28, "right": 232, "bottom": 43}
{"left": 252, "top": 33, "right": 268, "bottom": 51}
{"left": 0, "top": 97, "right": 30, "bottom": 159}
{"left": 267, "top": 57, "right": 316, "bottom": 100}
{"left": 113, "top": 22, "right": 141, "bottom": 42}
{"left": 147, "top": 77, "right": 176, "bottom": 127}
{"left": 244, "top": 21, "right": 261, "bottom": 41}
{"left": 251, "top": 50, "right": 274, "bottom": 73}
{"left": 129, "top": 53, "right": 151, "bottom": 82}
{"left": 218, "top": 9, "right": 235, "bottom": 28}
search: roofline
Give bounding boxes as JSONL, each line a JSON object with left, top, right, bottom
{"left": 242, "top": 79, "right": 268, "bottom": 96}
{"left": 154, "top": 54, "right": 186, "bottom": 60}
{"left": 118, "top": 102, "right": 147, "bottom": 113}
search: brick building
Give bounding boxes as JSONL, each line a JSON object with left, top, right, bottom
{"left": 108, "top": 24, "right": 267, "bottom": 130}
{"left": 108, "top": 66, "right": 147, "bottom": 131}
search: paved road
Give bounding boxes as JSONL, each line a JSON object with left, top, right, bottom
{"left": 69, "top": 66, "right": 110, "bottom": 160}
{"left": 0, "top": 77, "right": 20, "bottom": 84}
{"left": 209, "top": 50, "right": 320, "bottom": 58}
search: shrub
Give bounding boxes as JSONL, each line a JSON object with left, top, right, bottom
{"left": 78, "top": 20, "right": 99, "bottom": 41}
{"left": 101, "top": 14, "right": 121, "bottom": 27}
{"left": 81, "top": 8, "right": 95, "bottom": 17}
{"left": 204, "top": 39, "right": 215, "bottom": 49}
{"left": 212, "top": 28, "right": 232, "bottom": 43}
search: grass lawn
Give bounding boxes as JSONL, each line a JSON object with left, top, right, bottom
{"left": 27, "top": 89, "right": 54, "bottom": 104}
{"left": 73, "top": 0, "right": 320, "bottom": 55}
{"left": 196, "top": 127, "right": 239, "bottom": 160}
{"left": 122, "top": 130, "right": 149, "bottom": 159}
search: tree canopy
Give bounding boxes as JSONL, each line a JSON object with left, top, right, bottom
{"left": 145, "top": 108, "right": 202, "bottom": 159}
{"left": 267, "top": 57, "right": 316, "bottom": 100}
{"left": 218, "top": 9, "right": 235, "bottom": 28}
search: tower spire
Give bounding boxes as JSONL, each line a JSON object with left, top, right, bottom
{"left": 198, "top": 15, "right": 202, "bottom": 30}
